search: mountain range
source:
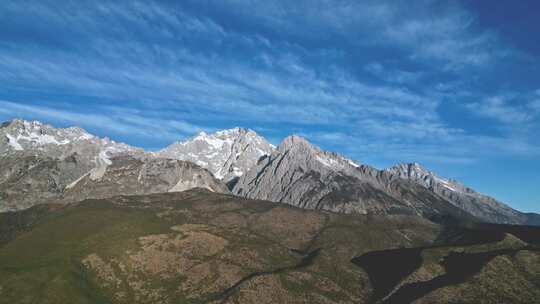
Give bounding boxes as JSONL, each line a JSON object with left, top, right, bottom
{"left": 1, "top": 118, "right": 538, "bottom": 226}
{"left": 1, "top": 119, "right": 540, "bottom": 304}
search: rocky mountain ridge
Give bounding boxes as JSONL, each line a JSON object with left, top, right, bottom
{"left": 0, "top": 120, "right": 229, "bottom": 211}
{"left": 385, "top": 163, "right": 530, "bottom": 224}
{"left": 1, "top": 119, "right": 537, "bottom": 226}
{"left": 1, "top": 119, "right": 141, "bottom": 160}
{"left": 63, "top": 155, "right": 229, "bottom": 202}
{"left": 233, "top": 135, "right": 477, "bottom": 222}
{"left": 234, "top": 135, "right": 537, "bottom": 225}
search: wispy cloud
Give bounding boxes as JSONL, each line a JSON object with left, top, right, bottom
{"left": 304, "top": 129, "right": 540, "bottom": 168}
{"left": 467, "top": 95, "right": 540, "bottom": 124}
{"left": 0, "top": 0, "right": 538, "bottom": 168}
{"left": 364, "top": 63, "right": 423, "bottom": 84}
{"left": 200, "top": 0, "right": 510, "bottom": 69}
{"left": 0, "top": 100, "right": 205, "bottom": 143}
{"left": 0, "top": 2, "right": 445, "bottom": 137}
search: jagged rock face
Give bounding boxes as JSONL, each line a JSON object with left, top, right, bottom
{"left": 0, "top": 119, "right": 145, "bottom": 211}
{"left": 156, "top": 128, "right": 274, "bottom": 183}
{"left": 233, "top": 136, "right": 474, "bottom": 222}
{"left": 1, "top": 119, "right": 142, "bottom": 160}
{"left": 0, "top": 154, "right": 90, "bottom": 212}
{"left": 63, "top": 156, "right": 229, "bottom": 202}
{"left": 0, "top": 119, "right": 231, "bottom": 211}
{"left": 233, "top": 135, "right": 371, "bottom": 212}
{"left": 385, "top": 163, "right": 528, "bottom": 225}
{"left": 1, "top": 119, "right": 538, "bottom": 225}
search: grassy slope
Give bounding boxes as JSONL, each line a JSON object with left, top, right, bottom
{"left": 0, "top": 189, "right": 538, "bottom": 304}
{"left": 0, "top": 200, "right": 170, "bottom": 304}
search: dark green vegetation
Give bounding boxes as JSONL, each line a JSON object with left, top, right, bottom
{"left": 0, "top": 189, "right": 538, "bottom": 303}
{"left": 0, "top": 204, "right": 54, "bottom": 247}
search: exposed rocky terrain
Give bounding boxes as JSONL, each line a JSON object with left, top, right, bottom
{"left": 156, "top": 128, "right": 274, "bottom": 183}
{"left": 385, "top": 163, "right": 537, "bottom": 225}
{"left": 1, "top": 119, "right": 142, "bottom": 163}
{"left": 233, "top": 135, "right": 537, "bottom": 225}
{"left": 1, "top": 119, "right": 538, "bottom": 226}
{"left": 0, "top": 189, "right": 537, "bottom": 304}
{"left": 233, "top": 136, "right": 475, "bottom": 223}
{"left": 0, "top": 153, "right": 85, "bottom": 211}
{"left": 0, "top": 120, "right": 229, "bottom": 212}
{"left": 63, "top": 155, "right": 229, "bottom": 202}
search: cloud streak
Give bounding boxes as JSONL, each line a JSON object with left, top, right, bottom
{"left": 467, "top": 95, "right": 540, "bottom": 124}
{"left": 0, "top": 100, "right": 205, "bottom": 145}
{"left": 0, "top": 0, "right": 538, "bottom": 165}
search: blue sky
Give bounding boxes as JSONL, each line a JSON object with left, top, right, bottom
{"left": 0, "top": 0, "right": 539, "bottom": 212}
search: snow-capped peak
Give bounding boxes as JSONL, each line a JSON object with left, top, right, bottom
{"left": 1, "top": 119, "right": 141, "bottom": 159}
{"left": 157, "top": 128, "right": 275, "bottom": 181}
{"left": 1, "top": 119, "right": 96, "bottom": 150}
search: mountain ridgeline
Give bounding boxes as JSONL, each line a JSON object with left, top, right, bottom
{"left": 0, "top": 119, "right": 537, "bottom": 226}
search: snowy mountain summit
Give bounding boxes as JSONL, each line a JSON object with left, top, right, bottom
{"left": 156, "top": 127, "right": 274, "bottom": 183}
{"left": 1, "top": 119, "right": 538, "bottom": 226}
{"left": 0, "top": 119, "right": 139, "bottom": 159}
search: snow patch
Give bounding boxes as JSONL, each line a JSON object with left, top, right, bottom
{"left": 437, "top": 177, "right": 458, "bottom": 192}
{"left": 256, "top": 148, "right": 269, "bottom": 157}
{"left": 78, "top": 133, "right": 94, "bottom": 140}
{"left": 89, "top": 148, "right": 113, "bottom": 180}
{"left": 98, "top": 150, "right": 113, "bottom": 165}
{"left": 205, "top": 151, "right": 220, "bottom": 158}
{"left": 214, "top": 169, "right": 225, "bottom": 180}
{"left": 196, "top": 134, "right": 225, "bottom": 149}
{"left": 65, "top": 172, "right": 91, "bottom": 189}
{"left": 6, "top": 134, "right": 23, "bottom": 151}
{"left": 17, "top": 132, "right": 70, "bottom": 146}
{"left": 215, "top": 128, "right": 239, "bottom": 136}
{"left": 232, "top": 167, "right": 243, "bottom": 177}
{"left": 195, "top": 160, "right": 208, "bottom": 167}
{"left": 316, "top": 155, "right": 339, "bottom": 168}
{"left": 347, "top": 159, "right": 360, "bottom": 168}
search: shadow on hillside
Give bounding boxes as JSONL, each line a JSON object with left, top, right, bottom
{"left": 352, "top": 223, "right": 540, "bottom": 304}
{"left": 381, "top": 248, "right": 534, "bottom": 304}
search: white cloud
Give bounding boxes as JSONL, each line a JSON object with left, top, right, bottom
{"left": 205, "top": 0, "right": 508, "bottom": 69}
{"left": 467, "top": 96, "right": 540, "bottom": 124}
{"left": 0, "top": 0, "right": 537, "bottom": 166}
{"left": 0, "top": 100, "right": 205, "bottom": 142}
{"left": 528, "top": 99, "right": 540, "bottom": 112}
{"left": 364, "top": 63, "right": 423, "bottom": 84}
{"left": 304, "top": 128, "right": 540, "bottom": 168}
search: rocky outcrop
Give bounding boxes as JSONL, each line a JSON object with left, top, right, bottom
{"left": 0, "top": 119, "right": 143, "bottom": 211}
{"left": 0, "top": 119, "right": 228, "bottom": 211}
{"left": 385, "top": 163, "right": 528, "bottom": 224}
{"left": 2, "top": 119, "right": 538, "bottom": 226}
{"left": 233, "top": 136, "right": 475, "bottom": 222}
{"left": 0, "top": 154, "right": 90, "bottom": 211}
{"left": 1, "top": 119, "right": 142, "bottom": 161}
{"left": 63, "top": 156, "right": 229, "bottom": 202}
